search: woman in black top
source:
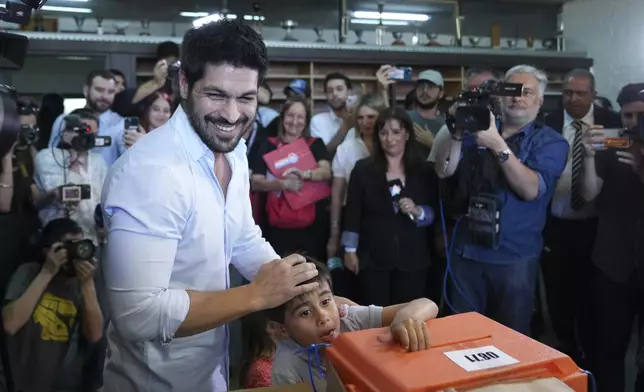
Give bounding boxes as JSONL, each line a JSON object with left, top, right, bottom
{"left": 342, "top": 107, "right": 438, "bottom": 306}
{"left": 250, "top": 96, "right": 332, "bottom": 261}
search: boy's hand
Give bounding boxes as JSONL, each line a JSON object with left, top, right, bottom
{"left": 377, "top": 319, "right": 430, "bottom": 352}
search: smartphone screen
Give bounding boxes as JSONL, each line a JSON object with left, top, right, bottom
{"left": 388, "top": 66, "right": 413, "bottom": 81}
{"left": 602, "top": 128, "right": 631, "bottom": 149}
{"left": 124, "top": 117, "right": 139, "bottom": 131}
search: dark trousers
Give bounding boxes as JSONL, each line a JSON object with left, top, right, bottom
{"left": 541, "top": 217, "right": 597, "bottom": 365}
{"left": 448, "top": 253, "right": 540, "bottom": 336}
{"left": 589, "top": 266, "right": 644, "bottom": 392}
{"left": 359, "top": 268, "right": 428, "bottom": 307}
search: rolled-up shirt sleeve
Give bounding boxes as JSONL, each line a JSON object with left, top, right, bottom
{"left": 230, "top": 170, "right": 279, "bottom": 280}
{"left": 524, "top": 135, "right": 569, "bottom": 199}
{"left": 102, "top": 162, "right": 191, "bottom": 343}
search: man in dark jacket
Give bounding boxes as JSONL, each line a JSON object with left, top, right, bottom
{"left": 542, "top": 68, "right": 622, "bottom": 367}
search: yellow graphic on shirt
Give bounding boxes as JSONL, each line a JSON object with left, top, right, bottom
{"left": 32, "top": 292, "right": 78, "bottom": 342}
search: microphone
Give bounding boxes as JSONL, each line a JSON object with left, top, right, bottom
{"left": 387, "top": 179, "right": 414, "bottom": 221}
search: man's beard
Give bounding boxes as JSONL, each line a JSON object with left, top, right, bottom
{"left": 185, "top": 97, "right": 252, "bottom": 154}
{"left": 87, "top": 98, "right": 110, "bottom": 114}
{"left": 415, "top": 96, "right": 439, "bottom": 110}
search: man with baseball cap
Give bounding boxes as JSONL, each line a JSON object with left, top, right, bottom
{"left": 578, "top": 82, "right": 644, "bottom": 392}
{"left": 283, "top": 79, "right": 311, "bottom": 99}
{"left": 376, "top": 66, "right": 446, "bottom": 157}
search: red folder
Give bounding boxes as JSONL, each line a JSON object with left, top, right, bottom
{"left": 262, "top": 138, "right": 331, "bottom": 210}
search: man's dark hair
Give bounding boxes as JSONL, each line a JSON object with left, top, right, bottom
{"left": 180, "top": 19, "right": 268, "bottom": 90}
{"left": 69, "top": 108, "right": 100, "bottom": 127}
{"left": 265, "top": 257, "right": 332, "bottom": 324}
{"left": 109, "top": 69, "right": 125, "bottom": 79}
{"left": 39, "top": 218, "right": 82, "bottom": 249}
{"left": 617, "top": 83, "right": 644, "bottom": 107}
{"left": 85, "top": 70, "right": 115, "bottom": 87}
{"left": 465, "top": 67, "right": 499, "bottom": 83}
{"left": 323, "top": 72, "right": 353, "bottom": 91}
{"left": 563, "top": 68, "right": 596, "bottom": 91}
{"left": 156, "top": 41, "right": 180, "bottom": 61}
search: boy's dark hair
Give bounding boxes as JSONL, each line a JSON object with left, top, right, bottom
{"left": 180, "top": 19, "right": 268, "bottom": 91}
{"left": 39, "top": 218, "right": 82, "bottom": 249}
{"left": 323, "top": 72, "right": 353, "bottom": 91}
{"left": 156, "top": 41, "right": 180, "bottom": 61}
{"left": 85, "top": 70, "right": 115, "bottom": 88}
{"left": 265, "top": 256, "right": 332, "bottom": 324}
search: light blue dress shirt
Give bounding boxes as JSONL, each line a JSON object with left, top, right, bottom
{"left": 48, "top": 110, "right": 125, "bottom": 167}
{"left": 100, "top": 106, "right": 279, "bottom": 392}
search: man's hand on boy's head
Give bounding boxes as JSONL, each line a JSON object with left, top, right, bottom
{"left": 249, "top": 254, "right": 320, "bottom": 311}
{"left": 377, "top": 319, "right": 430, "bottom": 352}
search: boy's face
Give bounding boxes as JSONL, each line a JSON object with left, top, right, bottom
{"left": 282, "top": 280, "right": 340, "bottom": 347}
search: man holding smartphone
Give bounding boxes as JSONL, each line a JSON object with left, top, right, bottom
{"left": 579, "top": 82, "right": 644, "bottom": 392}
{"left": 376, "top": 66, "right": 445, "bottom": 156}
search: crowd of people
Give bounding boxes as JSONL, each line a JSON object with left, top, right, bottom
{"left": 0, "top": 18, "right": 642, "bottom": 392}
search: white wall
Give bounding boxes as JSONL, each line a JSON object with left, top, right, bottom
{"left": 563, "top": 0, "right": 644, "bottom": 102}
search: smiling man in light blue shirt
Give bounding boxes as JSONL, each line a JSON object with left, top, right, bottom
{"left": 100, "top": 20, "right": 320, "bottom": 392}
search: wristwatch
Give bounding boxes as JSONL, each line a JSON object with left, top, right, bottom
{"left": 497, "top": 148, "right": 512, "bottom": 163}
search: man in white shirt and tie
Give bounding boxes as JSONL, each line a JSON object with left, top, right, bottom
{"left": 100, "top": 20, "right": 320, "bottom": 392}
{"left": 542, "top": 68, "right": 621, "bottom": 366}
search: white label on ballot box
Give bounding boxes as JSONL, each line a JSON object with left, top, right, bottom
{"left": 444, "top": 345, "right": 519, "bottom": 372}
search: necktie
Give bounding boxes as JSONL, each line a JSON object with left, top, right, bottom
{"left": 570, "top": 119, "right": 585, "bottom": 210}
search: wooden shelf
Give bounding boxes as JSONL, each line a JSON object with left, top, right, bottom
{"left": 131, "top": 44, "right": 585, "bottom": 112}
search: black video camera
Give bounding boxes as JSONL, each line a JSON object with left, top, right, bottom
{"left": 62, "top": 115, "right": 112, "bottom": 152}
{"left": 0, "top": 1, "right": 50, "bottom": 159}
{"left": 449, "top": 80, "right": 523, "bottom": 133}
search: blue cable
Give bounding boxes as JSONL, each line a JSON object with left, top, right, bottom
{"left": 439, "top": 196, "right": 480, "bottom": 314}
{"left": 582, "top": 370, "right": 597, "bottom": 392}
{"left": 296, "top": 343, "right": 330, "bottom": 392}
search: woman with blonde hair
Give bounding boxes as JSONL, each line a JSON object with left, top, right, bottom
{"left": 327, "top": 93, "right": 388, "bottom": 300}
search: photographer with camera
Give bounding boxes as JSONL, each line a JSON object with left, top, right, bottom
{"left": 34, "top": 109, "right": 108, "bottom": 245}
{"left": 47, "top": 70, "right": 124, "bottom": 168}
{"left": 578, "top": 83, "right": 644, "bottom": 392}
{"left": 434, "top": 65, "right": 569, "bottom": 335}
{"left": 1, "top": 218, "right": 103, "bottom": 392}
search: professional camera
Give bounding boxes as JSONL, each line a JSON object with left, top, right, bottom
{"left": 64, "top": 238, "right": 96, "bottom": 261}
{"left": 449, "top": 80, "right": 523, "bottom": 133}
{"left": 0, "top": 1, "right": 50, "bottom": 158}
{"left": 59, "top": 239, "right": 96, "bottom": 276}
{"left": 62, "top": 114, "right": 112, "bottom": 151}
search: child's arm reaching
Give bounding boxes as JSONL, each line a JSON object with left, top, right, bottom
{"left": 377, "top": 298, "right": 439, "bottom": 352}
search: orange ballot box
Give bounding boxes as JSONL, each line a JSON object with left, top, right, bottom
{"left": 326, "top": 312, "right": 588, "bottom": 392}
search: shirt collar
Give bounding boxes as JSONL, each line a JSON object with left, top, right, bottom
{"left": 169, "top": 105, "right": 210, "bottom": 162}
{"left": 564, "top": 105, "right": 594, "bottom": 128}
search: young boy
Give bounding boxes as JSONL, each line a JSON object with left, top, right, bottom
{"left": 268, "top": 260, "right": 439, "bottom": 390}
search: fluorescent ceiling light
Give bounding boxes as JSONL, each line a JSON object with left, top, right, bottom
{"left": 180, "top": 11, "right": 209, "bottom": 18}
{"left": 350, "top": 19, "right": 409, "bottom": 26}
{"left": 41, "top": 5, "right": 92, "bottom": 13}
{"left": 56, "top": 0, "right": 90, "bottom": 2}
{"left": 193, "top": 13, "right": 237, "bottom": 28}
{"left": 243, "top": 15, "right": 265, "bottom": 21}
{"left": 351, "top": 11, "right": 429, "bottom": 22}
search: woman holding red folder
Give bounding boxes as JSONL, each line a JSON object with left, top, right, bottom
{"left": 250, "top": 96, "right": 332, "bottom": 261}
